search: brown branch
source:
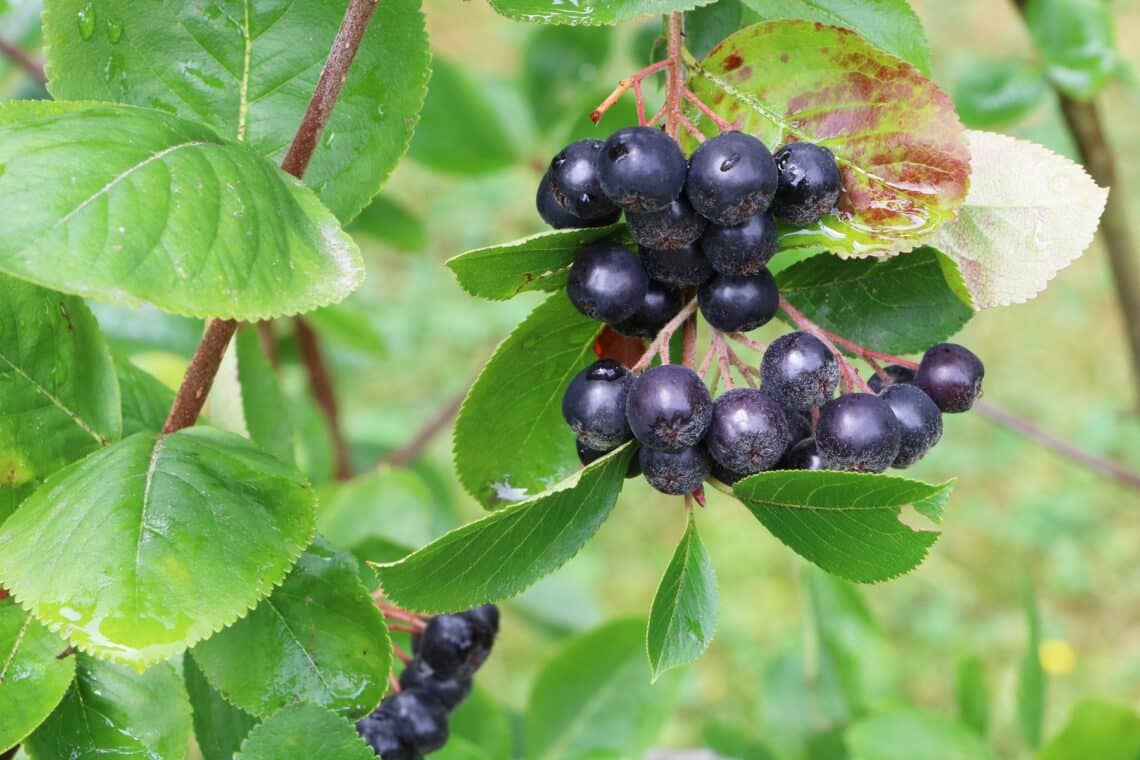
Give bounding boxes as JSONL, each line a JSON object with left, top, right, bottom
{"left": 281, "top": 0, "right": 380, "bottom": 178}
{"left": 162, "top": 0, "right": 379, "bottom": 435}
{"left": 1, "top": 746, "right": 18, "bottom": 760}
{"left": 381, "top": 389, "right": 468, "bottom": 468}
{"left": 256, "top": 321, "right": 280, "bottom": 369}
{"left": 295, "top": 317, "right": 353, "bottom": 480}
{"left": 0, "top": 36, "right": 45, "bottom": 86}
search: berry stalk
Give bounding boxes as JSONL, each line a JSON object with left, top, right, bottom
{"left": 630, "top": 299, "right": 699, "bottom": 373}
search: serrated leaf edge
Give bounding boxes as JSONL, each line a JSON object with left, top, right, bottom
{"left": 486, "top": 0, "right": 718, "bottom": 26}
{"left": 232, "top": 703, "right": 376, "bottom": 760}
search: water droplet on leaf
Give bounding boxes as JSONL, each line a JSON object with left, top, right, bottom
{"left": 77, "top": 3, "right": 97, "bottom": 40}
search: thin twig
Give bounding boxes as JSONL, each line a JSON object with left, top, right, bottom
{"left": 631, "top": 300, "right": 699, "bottom": 373}
{"left": 682, "top": 313, "right": 697, "bottom": 366}
{"left": 256, "top": 321, "right": 280, "bottom": 369}
{"left": 683, "top": 86, "right": 733, "bottom": 131}
{"left": 664, "top": 13, "right": 685, "bottom": 140}
{"left": 728, "top": 332, "right": 767, "bottom": 354}
{"left": 590, "top": 59, "right": 670, "bottom": 124}
{"left": 381, "top": 389, "right": 467, "bottom": 468}
{"left": 295, "top": 317, "right": 352, "bottom": 480}
{"left": 162, "top": 320, "right": 240, "bottom": 434}
{"left": 0, "top": 36, "right": 45, "bottom": 86}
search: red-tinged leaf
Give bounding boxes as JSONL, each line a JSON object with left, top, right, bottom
{"left": 687, "top": 21, "right": 971, "bottom": 257}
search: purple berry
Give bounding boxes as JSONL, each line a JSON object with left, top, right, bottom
{"left": 815, "top": 393, "right": 901, "bottom": 473}
{"left": 562, "top": 359, "right": 634, "bottom": 450}
{"left": 613, "top": 280, "right": 684, "bottom": 341}
{"left": 549, "top": 139, "right": 621, "bottom": 221}
{"left": 698, "top": 270, "right": 779, "bottom": 333}
{"left": 597, "top": 126, "right": 688, "bottom": 212}
{"left": 879, "top": 384, "right": 943, "bottom": 468}
{"left": 866, "top": 364, "right": 916, "bottom": 394}
{"left": 701, "top": 212, "right": 778, "bottom": 275}
{"left": 705, "top": 388, "right": 789, "bottom": 475}
{"left": 771, "top": 142, "right": 842, "bottom": 225}
{"left": 913, "top": 343, "right": 985, "bottom": 413}
{"left": 626, "top": 196, "right": 707, "bottom": 250}
{"left": 760, "top": 332, "right": 840, "bottom": 411}
{"left": 567, "top": 242, "right": 649, "bottom": 324}
{"left": 640, "top": 445, "right": 712, "bottom": 494}
{"left": 780, "top": 438, "right": 827, "bottom": 471}
{"left": 640, "top": 242, "right": 714, "bottom": 288}
{"left": 686, "top": 132, "right": 778, "bottom": 225}
{"left": 626, "top": 365, "right": 713, "bottom": 452}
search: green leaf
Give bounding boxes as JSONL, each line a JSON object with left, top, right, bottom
{"left": 1018, "top": 582, "right": 1047, "bottom": 748}
{"left": 932, "top": 130, "right": 1107, "bottom": 309}
{"left": 1038, "top": 700, "right": 1140, "bottom": 760}
{"left": 646, "top": 514, "right": 719, "bottom": 680}
{"left": 687, "top": 0, "right": 743, "bottom": 60}
{"left": 732, "top": 470, "right": 953, "bottom": 583}
{"left": 235, "top": 704, "right": 374, "bottom": 760}
{"left": 410, "top": 56, "right": 517, "bottom": 175}
{"left": 0, "top": 427, "right": 316, "bottom": 667}
{"left": 115, "top": 358, "right": 174, "bottom": 437}
{"left": 42, "top": 0, "right": 430, "bottom": 224}
{"left": 955, "top": 655, "right": 989, "bottom": 736}
{"left": 846, "top": 708, "right": 995, "bottom": 760}
{"left": 0, "top": 101, "right": 363, "bottom": 320}
{"left": 192, "top": 536, "right": 390, "bottom": 720}
{"left": 183, "top": 654, "right": 257, "bottom": 760}
{"left": 701, "top": 722, "right": 778, "bottom": 760}
{"left": 91, "top": 303, "right": 204, "bottom": 357}
{"left": 687, "top": 20, "right": 969, "bottom": 258}
{"left": 0, "top": 274, "right": 120, "bottom": 486}
{"left": 524, "top": 618, "right": 684, "bottom": 760}
{"left": 318, "top": 467, "right": 441, "bottom": 556}
{"left": 375, "top": 447, "right": 631, "bottom": 613}
{"left": 236, "top": 328, "right": 294, "bottom": 463}
{"left": 447, "top": 225, "right": 623, "bottom": 302}
{"left": 0, "top": 599, "right": 75, "bottom": 752}
{"left": 347, "top": 194, "right": 427, "bottom": 251}
{"left": 740, "top": 0, "right": 931, "bottom": 73}
{"left": 523, "top": 25, "right": 614, "bottom": 133}
{"left": 0, "top": 482, "right": 34, "bottom": 524}
{"left": 487, "top": 0, "right": 715, "bottom": 26}
{"left": 1025, "top": 0, "right": 1117, "bottom": 100}
{"left": 24, "top": 655, "right": 191, "bottom": 760}
{"left": 777, "top": 248, "right": 972, "bottom": 354}
{"left": 454, "top": 293, "right": 605, "bottom": 508}
{"left": 953, "top": 59, "right": 1049, "bottom": 129}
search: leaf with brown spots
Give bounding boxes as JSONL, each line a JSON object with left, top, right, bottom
{"left": 686, "top": 21, "right": 970, "bottom": 258}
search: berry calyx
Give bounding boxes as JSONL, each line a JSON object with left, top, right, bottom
{"left": 640, "top": 242, "right": 714, "bottom": 288}
{"left": 562, "top": 359, "right": 634, "bottom": 450}
{"left": 549, "top": 139, "right": 621, "bottom": 221}
{"left": 613, "top": 280, "right": 684, "bottom": 340}
{"left": 626, "top": 364, "right": 713, "bottom": 452}
{"left": 685, "top": 131, "right": 778, "bottom": 225}
{"left": 626, "top": 196, "right": 707, "bottom": 250}
{"left": 640, "top": 445, "right": 712, "bottom": 495}
{"left": 700, "top": 212, "right": 778, "bottom": 276}
{"left": 771, "top": 142, "right": 842, "bottom": 226}
{"left": 866, "top": 364, "right": 917, "bottom": 394}
{"left": 705, "top": 388, "right": 790, "bottom": 476}
{"left": 879, "top": 384, "right": 943, "bottom": 468}
{"left": 697, "top": 270, "right": 780, "bottom": 333}
{"left": 567, "top": 242, "right": 649, "bottom": 324}
{"left": 760, "top": 331, "right": 840, "bottom": 412}
{"left": 597, "top": 126, "right": 688, "bottom": 212}
{"left": 815, "top": 393, "right": 901, "bottom": 473}
{"left": 913, "top": 343, "right": 985, "bottom": 413}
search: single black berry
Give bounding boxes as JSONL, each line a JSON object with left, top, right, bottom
{"left": 549, "top": 139, "right": 622, "bottom": 221}
{"left": 383, "top": 690, "right": 450, "bottom": 753}
{"left": 613, "top": 280, "right": 684, "bottom": 340}
{"left": 576, "top": 440, "right": 644, "bottom": 479}
{"left": 640, "top": 242, "right": 714, "bottom": 288}
{"left": 866, "top": 364, "right": 917, "bottom": 394}
{"left": 357, "top": 710, "right": 418, "bottom": 760}
{"left": 771, "top": 142, "right": 842, "bottom": 225}
{"left": 710, "top": 461, "right": 746, "bottom": 485}
{"left": 705, "top": 388, "right": 790, "bottom": 476}
{"left": 697, "top": 270, "right": 779, "bottom": 333}
{"left": 780, "top": 438, "right": 827, "bottom": 471}
{"left": 640, "top": 445, "right": 712, "bottom": 495}
{"left": 626, "top": 364, "right": 713, "bottom": 452}
{"left": 626, "top": 196, "right": 707, "bottom": 250}
{"left": 562, "top": 359, "right": 634, "bottom": 450}
{"left": 815, "top": 393, "right": 901, "bottom": 473}
{"left": 567, "top": 242, "right": 649, "bottom": 324}
{"left": 418, "top": 614, "right": 484, "bottom": 681}
{"left": 685, "top": 131, "right": 778, "bottom": 225}
{"left": 879, "top": 384, "right": 943, "bottom": 468}
{"left": 536, "top": 171, "right": 586, "bottom": 229}
{"left": 913, "top": 343, "right": 985, "bottom": 413}
{"left": 597, "top": 126, "right": 688, "bottom": 212}
{"left": 463, "top": 604, "right": 500, "bottom": 638}
{"left": 399, "top": 659, "right": 472, "bottom": 712}
{"left": 700, "top": 212, "right": 778, "bottom": 275}
{"left": 784, "top": 406, "right": 813, "bottom": 449}
{"left": 760, "top": 332, "right": 840, "bottom": 411}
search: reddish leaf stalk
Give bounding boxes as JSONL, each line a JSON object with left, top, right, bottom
{"left": 663, "top": 12, "right": 685, "bottom": 141}
{"left": 294, "top": 316, "right": 353, "bottom": 480}
{"left": 162, "top": 319, "right": 240, "bottom": 434}
{"left": 631, "top": 300, "right": 699, "bottom": 373}
{"left": 0, "top": 36, "right": 45, "bottom": 86}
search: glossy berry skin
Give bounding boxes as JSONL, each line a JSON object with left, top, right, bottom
{"left": 383, "top": 690, "right": 449, "bottom": 753}
{"left": 399, "top": 659, "right": 472, "bottom": 711}
{"left": 562, "top": 359, "right": 634, "bottom": 450}
{"left": 613, "top": 280, "right": 684, "bottom": 340}
{"left": 640, "top": 445, "right": 712, "bottom": 495}
{"left": 626, "top": 365, "right": 713, "bottom": 452}
{"left": 536, "top": 172, "right": 585, "bottom": 229}
{"left": 685, "top": 132, "right": 778, "bottom": 225}
{"left": 771, "top": 142, "right": 842, "bottom": 225}
{"left": 627, "top": 196, "right": 707, "bottom": 250}
{"left": 914, "top": 343, "right": 985, "bottom": 413}
{"left": 697, "top": 270, "right": 779, "bottom": 333}
{"left": 576, "top": 440, "right": 643, "bottom": 478}
{"left": 784, "top": 407, "right": 813, "bottom": 450}
{"left": 640, "top": 242, "right": 713, "bottom": 288}
{"left": 567, "top": 242, "right": 648, "bottom": 324}
{"left": 597, "top": 126, "right": 688, "bottom": 212}
{"left": 815, "top": 393, "right": 901, "bottom": 473}
{"left": 701, "top": 213, "right": 778, "bottom": 275}
{"left": 463, "top": 604, "right": 500, "bottom": 638}
{"left": 418, "top": 614, "right": 485, "bottom": 681}
{"left": 549, "top": 139, "right": 621, "bottom": 221}
{"left": 780, "top": 438, "right": 827, "bottom": 471}
{"left": 705, "top": 388, "right": 790, "bottom": 475}
{"left": 710, "top": 461, "right": 745, "bottom": 485}
{"left": 357, "top": 711, "right": 419, "bottom": 760}
{"left": 760, "top": 332, "right": 840, "bottom": 412}
{"left": 866, "top": 364, "right": 916, "bottom": 394}
{"left": 879, "top": 384, "right": 943, "bottom": 468}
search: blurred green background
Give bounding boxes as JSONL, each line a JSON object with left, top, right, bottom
{"left": 4, "top": 0, "right": 1140, "bottom": 756}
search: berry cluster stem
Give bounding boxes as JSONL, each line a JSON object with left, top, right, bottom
{"left": 631, "top": 299, "right": 699, "bottom": 373}
{"left": 663, "top": 13, "right": 685, "bottom": 141}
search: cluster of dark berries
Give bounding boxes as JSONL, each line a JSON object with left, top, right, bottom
{"left": 536, "top": 126, "right": 841, "bottom": 335}
{"left": 563, "top": 340, "right": 984, "bottom": 494}
{"left": 357, "top": 605, "right": 499, "bottom": 759}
